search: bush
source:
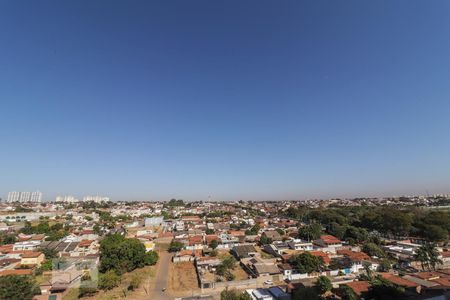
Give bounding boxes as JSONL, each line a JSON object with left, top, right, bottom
{"left": 128, "top": 273, "right": 142, "bottom": 291}
{"left": 98, "top": 270, "right": 121, "bottom": 290}
{"left": 144, "top": 251, "right": 159, "bottom": 266}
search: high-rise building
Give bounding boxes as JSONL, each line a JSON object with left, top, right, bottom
{"left": 7, "top": 191, "right": 20, "bottom": 202}
{"left": 20, "top": 192, "right": 31, "bottom": 202}
{"left": 7, "top": 191, "right": 42, "bottom": 203}
{"left": 55, "top": 195, "right": 79, "bottom": 203}
{"left": 31, "top": 191, "right": 42, "bottom": 203}
{"left": 83, "top": 195, "right": 110, "bottom": 203}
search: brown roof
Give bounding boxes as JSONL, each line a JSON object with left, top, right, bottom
{"left": 205, "top": 235, "right": 219, "bottom": 244}
{"left": 21, "top": 251, "right": 43, "bottom": 258}
{"left": 319, "top": 235, "right": 341, "bottom": 245}
{"left": 0, "top": 269, "right": 33, "bottom": 276}
{"left": 381, "top": 274, "right": 419, "bottom": 288}
{"left": 344, "top": 281, "right": 371, "bottom": 295}
{"left": 414, "top": 272, "right": 441, "bottom": 280}
{"left": 0, "top": 245, "right": 13, "bottom": 254}
{"left": 310, "top": 251, "right": 331, "bottom": 265}
{"left": 78, "top": 240, "right": 94, "bottom": 247}
{"left": 431, "top": 277, "right": 450, "bottom": 287}
{"left": 337, "top": 250, "right": 370, "bottom": 261}
{"left": 229, "top": 230, "right": 245, "bottom": 237}
{"left": 188, "top": 235, "right": 203, "bottom": 245}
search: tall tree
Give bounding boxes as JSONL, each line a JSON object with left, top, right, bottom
{"left": 0, "top": 275, "right": 40, "bottom": 300}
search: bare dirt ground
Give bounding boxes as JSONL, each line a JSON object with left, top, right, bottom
{"left": 167, "top": 262, "right": 201, "bottom": 297}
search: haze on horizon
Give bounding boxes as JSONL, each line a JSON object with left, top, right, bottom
{"left": 1, "top": 1, "right": 450, "bottom": 202}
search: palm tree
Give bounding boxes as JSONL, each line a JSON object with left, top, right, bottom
{"left": 414, "top": 243, "right": 443, "bottom": 271}
{"left": 414, "top": 245, "right": 430, "bottom": 271}
{"left": 426, "top": 243, "right": 443, "bottom": 271}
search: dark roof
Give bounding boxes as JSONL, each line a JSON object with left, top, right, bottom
{"left": 232, "top": 244, "right": 257, "bottom": 257}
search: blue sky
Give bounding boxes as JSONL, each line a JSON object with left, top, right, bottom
{"left": 1, "top": 1, "right": 450, "bottom": 201}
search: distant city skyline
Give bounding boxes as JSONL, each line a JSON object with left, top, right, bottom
{"left": 1, "top": 1, "right": 450, "bottom": 200}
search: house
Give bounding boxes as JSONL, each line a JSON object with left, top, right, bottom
{"left": 253, "top": 263, "right": 281, "bottom": 277}
{"left": 231, "top": 244, "right": 258, "bottom": 259}
{"left": 381, "top": 273, "right": 421, "bottom": 294}
{"left": 21, "top": 251, "right": 45, "bottom": 267}
{"left": 173, "top": 249, "right": 202, "bottom": 263}
{"left": 262, "top": 230, "right": 282, "bottom": 242}
{"left": 205, "top": 235, "right": 219, "bottom": 246}
{"left": 187, "top": 235, "right": 204, "bottom": 250}
{"left": 341, "top": 281, "right": 371, "bottom": 296}
{"left": 263, "top": 242, "right": 290, "bottom": 257}
{"left": 267, "top": 286, "right": 291, "bottom": 300}
{"left": 287, "top": 239, "right": 313, "bottom": 251}
{"left": 13, "top": 241, "right": 41, "bottom": 251}
{"left": 313, "top": 235, "right": 342, "bottom": 253}
{"left": 336, "top": 250, "right": 377, "bottom": 273}
{"left": 144, "top": 216, "right": 164, "bottom": 227}
{"left": 245, "top": 288, "right": 274, "bottom": 300}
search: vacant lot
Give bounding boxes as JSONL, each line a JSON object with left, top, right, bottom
{"left": 62, "top": 265, "right": 156, "bottom": 300}
{"left": 167, "top": 262, "right": 200, "bottom": 296}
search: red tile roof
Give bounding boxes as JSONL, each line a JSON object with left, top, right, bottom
{"left": 0, "top": 245, "right": 13, "bottom": 254}
{"left": 78, "top": 240, "right": 94, "bottom": 247}
{"left": 310, "top": 251, "right": 331, "bottom": 265}
{"left": 0, "top": 269, "right": 33, "bottom": 276}
{"left": 431, "top": 277, "right": 450, "bottom": 287}
{"left": 344, "top": 281, "right": 371, "bottom": 295}
{"left": 21, "top": 251, "right": 43, "bottom": 258}
{"left": 188, "top": 235, "right": 203, "bottom": 245}
{"left": 205, "top": 235, "right": 219, "bottom": 244}
{"left": 319, "top": 235, "right": 342, "bottom": 245}
{"left": 414, "top": 272, "right": 441, "bottom": 280}
{"left": 381, "top": 274, "right": 419, "bottom": 288}
{"left": 337, "top": 250, "right": 370, "bottom": 261}
{"left": 229, "top": 230, "right": 245, "bottom": 237}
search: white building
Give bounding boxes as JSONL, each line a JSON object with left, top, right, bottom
{"left": 145, "top": 217, "right": 164, "bottom": 227}
{"left": 7, "top": 191, "right": 42, "bottom": 203}
{"left": 31, "top": 191, "right": 42, "bottom": 202}
{"left": 83, "top": 195, "right": 110, "bottom": 203}
{"left": 20, "top": 192, "right": 31, "bottom": 202}
{"left": 56, "top": 195, "right": 79, "bottom": 203}
{"left": 7, "top": 191, "right": 20, "bottom": 202}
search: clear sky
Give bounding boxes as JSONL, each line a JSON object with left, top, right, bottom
{"left": 1, "top": 1, "right": 450, "bottom": 201}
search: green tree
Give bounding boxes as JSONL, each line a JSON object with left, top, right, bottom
{"left": 168, "top": 240, "right": 184, "bottom": 252}
{"left": 426, "top": 243, "right": 443, "bottom": 270}
{"left": 0, "top": 233, "right": 16, "bottom": 245}
{"left": 413, "top": 243, "right": 442, "bottom": 271}
{"left": 362, "top": 242, "right": 385, "bottom": 258}
{"left": 340, "top": 285, "right": 358, "bottom": 300}
{"left": 0, "top": 275, "right": 40, "bottom": 300}
{"left": 98, "top": 270, "right": 121, "bottom": 290}
{"left": 220, "top": 288, "right": 251, "bottom": 300}
{"left": 100, "top": 234, "right": 151, "bottom": 274}
{"left": 298, "top": 223, "right": 322, "bottom": 241}
{"left": 292, "top": 287, "right": 320, "bottom": 300}
{"left": 144, "top": 251, "right": 159, "bottom": 266}
{"left": 315, "top": 276, "right": 332, "bottom": 294}
{"left": 259, "top": 235, "right": 272, "bottom": 245}
{"left": 210, "top": 239, "right": 219, "bottom": 249}
{"left": 366, "top": 277, "right": 404, "bottom": 300}
{"left": 40, "top": 247, "right": 58, "bottom": 259}
{"left": 289, "top": 252, "right": 324, "bottom": 274}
